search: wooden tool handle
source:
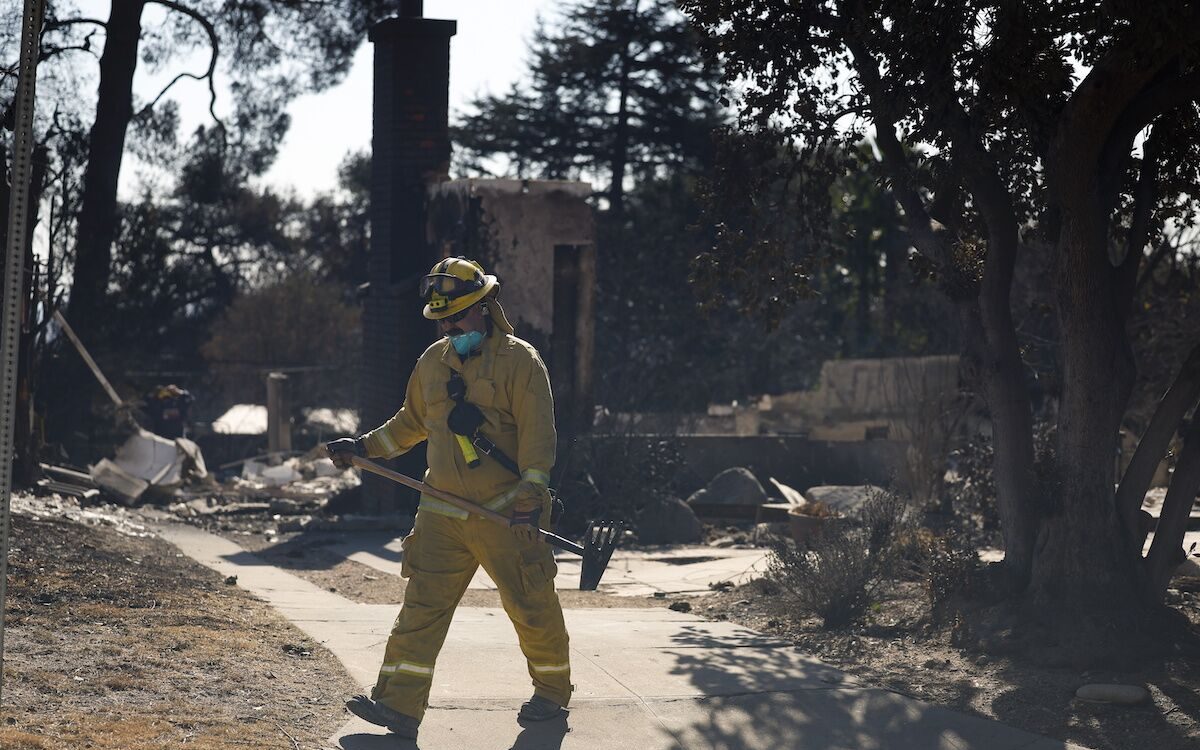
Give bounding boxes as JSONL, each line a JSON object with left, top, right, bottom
{"left": 351, "top": 456, "right": 511, "bottom": 525}
{"left": 350, "top": 456, "right": 585, "bottom": 555}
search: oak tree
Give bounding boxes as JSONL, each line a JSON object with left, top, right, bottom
{"left": 681, "top": 0, "right": 1200, "bottom": 637}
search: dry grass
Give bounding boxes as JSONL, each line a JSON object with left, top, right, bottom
{"left": 1, "top": 514, "right": 357, "bottom": 749}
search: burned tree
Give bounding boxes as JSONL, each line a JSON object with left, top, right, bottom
{"left": 681, "top": 0, "right": 1200, "bottom": 635}
{"left": 33, "top": 0, "right": 403, "bottom": 343}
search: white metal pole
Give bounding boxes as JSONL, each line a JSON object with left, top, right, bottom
{"left": 1, "top": 0, "right": 45, "bottom": 710}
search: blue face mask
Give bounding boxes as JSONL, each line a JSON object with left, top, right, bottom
{"left": 450, "top": 330, "right": 484, "bottom": 356}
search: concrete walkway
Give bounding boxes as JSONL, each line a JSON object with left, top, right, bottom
{"left": 158, "top": 523, "right": 1086, "bottom": 750}
{"left": 326, "top": 532, "right": 769, "bottom": 597}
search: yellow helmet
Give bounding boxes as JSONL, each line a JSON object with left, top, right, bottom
{"left": 419, "top": 257, "right": 499, "bottom": 320}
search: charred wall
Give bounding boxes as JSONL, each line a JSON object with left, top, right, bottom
{"left": 427, "top": 179, "right": 596, "bottom": 438}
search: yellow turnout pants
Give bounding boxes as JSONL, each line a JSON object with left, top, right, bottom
{"left": 371, "top": 510, "right": 572, "bottom": 720}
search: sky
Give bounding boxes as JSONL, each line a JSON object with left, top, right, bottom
{"left": 68, "top": 0, "right": 560, "bottom": 198}
{"left": 260, "top": 1, "right": 558, "bottom": 197}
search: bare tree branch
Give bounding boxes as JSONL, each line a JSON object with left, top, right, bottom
{"left": 842, "top": 37, "right": 948, "bottom": 269}
{"left": 43, "top": 18, "right": 108, "bottom": 32}
{"left": 1109, "top": 64, "right": 1200, "bottom": 168}
{"left": 1135, "top": 237, "right": 1174, "bottom": 293}
{"left": 1115, "top": 342, "right": 1200, "bottom": 544}
{"left": 1113, "top": 124, "right": 1165, "bottom": 318}
{"left": 38, "top": 34, "right": 102, "bottom": 64}
{"left": 1144, "top": 417, "right": 1200, "bottom": 598}
{"left": 143, "top": 0, "right": 223, "bottom": 130}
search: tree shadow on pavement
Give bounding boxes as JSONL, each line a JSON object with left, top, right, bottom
{"left": 657, "top": 625, "right": 1071, "bottom": 750}
{"left": 222, "top": 529, "right": 405, "bottom": 572}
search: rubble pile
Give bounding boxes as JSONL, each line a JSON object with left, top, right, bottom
{"left": 168, "top": 447, "right": 360, "bottom": 533}
{"left": 34, "top": 432, "right": 361, "bottom": 536}
{"left": 9, "top": 490, "right": 155, "bottom": 538}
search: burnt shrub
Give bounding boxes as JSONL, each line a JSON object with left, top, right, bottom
{"left": 768, "top": 489, "right": 914, "bottom": 629}
{"left": 918, "top": 530, "right": 980, "bottom": 622}
{"left": 943, "top": 433, "right": 999, "bottom": 545}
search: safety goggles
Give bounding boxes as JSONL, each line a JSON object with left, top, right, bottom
{"left": 419, "top": 273, "right": 483, "bottom": 302}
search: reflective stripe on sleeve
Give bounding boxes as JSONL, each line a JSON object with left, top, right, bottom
{"left": 374, "top": 430, "right": 400, "bottom": 455}
{"left": 521, "top": 468, "right": 551, "bottom": 486}
{"left": 530, "top": 662, "right": 570, "bottom": 673}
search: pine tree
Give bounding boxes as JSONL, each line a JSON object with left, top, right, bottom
{"left": 453, "top": 0, "right": 723, "bottom": 214}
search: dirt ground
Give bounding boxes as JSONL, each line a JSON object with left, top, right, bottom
{"left": 9, "top": 491, "right": 1198, "bottom": 750}
{"left": 697, "top": 576, "right": 1200, "bottom": 750}
{"left": 0, "top": 513, "right": 357, "bottom": 750}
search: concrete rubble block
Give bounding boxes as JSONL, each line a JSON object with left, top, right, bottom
{"left": 769, "top": 477, "right": 808, "bottom": 505}
{"left": 113, "top": 428, "right": 188, "bottom": 486}
{"left": 753, "top": 522, "right": 791, "bottom": 544}
{"left": 637, "top": 496, "right": 704, "bottom": 544}
{"left": 260, "top": 464, "right": 303, "bottom": 487}
{"left": 1075, "top": 683, "right": 1150, "bottom": 705}
{"left": 805, "top": 484, "right": 886, "bottom": 515}
{"left": 241, "top": 459, "right": 267, "bottom": 479}
{"left": 313, "top": 459, "right": 340, "bottom": 478}
{"left": 174, "top": 437, "right": 207, "bottom": 479}
{"left": 212, "top": 403, "right": 268, "bottom": 435}
{"left": 687, "top": 467, "right": 768, "bottom": 507}
{"left": 90, "top": 459, "right": 149, "bottom": 505}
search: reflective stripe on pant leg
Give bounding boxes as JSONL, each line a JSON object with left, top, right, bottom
{"left": 468, "top": 516, "right": 572, "bottom": 707}
{"left": 373, "top": 512, "right": 477, "bottom": 720}
{"left": 530, "top": 662, "right": 571, "bottom": 674}
{"left": 380, "top": 660, "right": 436, "bottom": 677}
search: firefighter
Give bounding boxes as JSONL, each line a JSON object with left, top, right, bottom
{"left": 327, "top": 257, "right": 570, "bottom": 739}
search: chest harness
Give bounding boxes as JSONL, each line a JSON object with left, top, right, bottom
{"left": 447, "top": 369, "right": 563, "bottom": 525}
{"left": 446, "top": 370, "right": 521, "bottom": 475}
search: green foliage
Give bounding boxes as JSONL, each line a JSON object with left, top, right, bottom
{"left": 944, "top": 433, "right": 1000, "bottom": 546}
{"left": 592, "top": 176, "right": 826, "bottom": 410}
{"left": 103, "top": 131, "right": 363, "bottom": 377}
{"left": 689, "top": 132, "right": 832, "bottom": 328}
{"left": 942, "top": 418, "right": 1063, "bottom": 548}
{"left": 452, "top": 0, "right": 724, "bottom": 209}
{"left": 679, "top": 0, "right": 1200, "bottom": 325}
{"left": 201, "top": 272, "right": 360, "bottom": 408}
{"left": 299, "top": 151, "right": 371, "bottom": 288}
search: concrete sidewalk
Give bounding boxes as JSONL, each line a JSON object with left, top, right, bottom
{"left": 158, "top": 524, "right": 1086, "bottom": 750}
{"left": 325, "top": 531, "right": 769, "bottom": 597}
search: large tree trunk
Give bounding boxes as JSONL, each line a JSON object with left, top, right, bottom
{"left": 1030, "top": 219, "right": 1140, "bottom": 612}
{"left": 68, "top": 0, "right": 147, "bottom": 341}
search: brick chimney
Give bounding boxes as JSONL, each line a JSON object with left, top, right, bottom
{"left": 362, "top": 2, "right": 456, "bottom": 514}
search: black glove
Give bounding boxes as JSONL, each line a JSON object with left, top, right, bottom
{"left": 447, "top": 401, "right": 486, "bottom": 436}
{"left": 325, "top": 437, "right": 363, "bottom": 469}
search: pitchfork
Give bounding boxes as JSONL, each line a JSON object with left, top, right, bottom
{"left": 350, "top": 456, "right": 624, "bottom": 590}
